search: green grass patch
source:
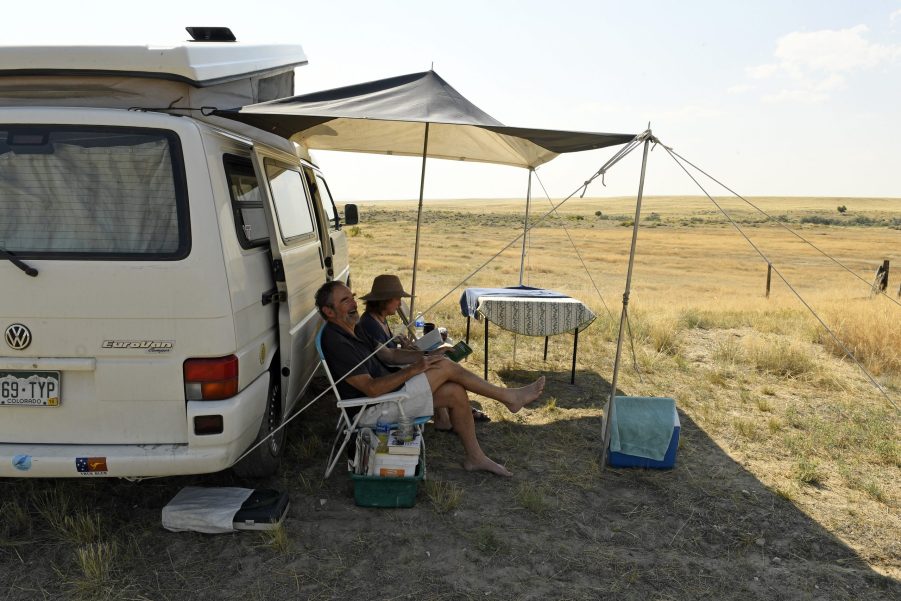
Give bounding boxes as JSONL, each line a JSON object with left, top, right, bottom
{"left": 795, "top": 458, "right": 827, "bottom": 486}
{"left": 746, "top": 339, "right": 816, "bottom": 377}
{"left": 515, "top": 482, "right": 550, "bottom": 515}
{"left": 424, "top": 479, "right": 463, "bottom": 514}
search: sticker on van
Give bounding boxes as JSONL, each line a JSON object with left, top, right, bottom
{"left": 76, "top": 457, "right": 108, "bottom": 475}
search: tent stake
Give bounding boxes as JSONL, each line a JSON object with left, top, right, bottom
{"left": 409, "top": 122, "right": 431, "bottom": 319}
{"left": 601, "top": 134, "right": 652, "bottom": 469}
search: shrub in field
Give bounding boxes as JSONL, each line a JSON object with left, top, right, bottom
{"left": 647, "top": 318, "right": 681, "bottom": 355}
{"left": 679, "top": 308, "right": 707, "bottom": 330}
{"left": 712, "top": 337, "right": 742, "bottom": 364}
{"left": 259, "top": 525, "right": 291, "bottom": 554}
{"left": 801, "top": 215, "right": 837, "bottom": 226}
{"left": 472, "top": 525, "right": 508, "bottom": 556}
{"left": 745, "top": 338, "right": 816, "bottom": 377}
{"left": 678, "top": 308, "right": 749, "bottom": 330}
{"left": 795, "top": 457, "right": 826, "bottom": 486}
{"left": 74, "top": 542, "right": 118, "bottom": 598}
{"left": 733, "top": 418, "right": 765, "bottom": 442}
{"left": 425, "top": 479, "right": 463, "bottom": 514}
{"left": 0, "top": 499, "right": 30, "bottom": 537}
{"left": 819, "top": 304, "right": 900, "bottom": 377}
{"left": 515, "top": 481, "right": 550, "bottom": 515}
{"left": 849, "top": 215, "right": 876, "bottom": 226}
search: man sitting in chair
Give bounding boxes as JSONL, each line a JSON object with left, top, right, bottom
{"left": 315, "top": 280, "right": 545, "bottom": 477}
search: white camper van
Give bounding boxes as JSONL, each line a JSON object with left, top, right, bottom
{"left": 0, "top": 29, "right": 356, "bottom": 478}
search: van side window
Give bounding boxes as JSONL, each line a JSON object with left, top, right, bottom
{"left": 315, "top": 174, "right": 338, "bottom": 228}
{"left": 265, "top": 159, "right": 316, "bottom": 243}
{"left": 224, "top": 155, "right": 269, "bottom": 248}
{"left": 0, "top": 126, "right": 188, "bottom": 259}
{"left": 302, "top": 165, "right": 336, "bottom": 231}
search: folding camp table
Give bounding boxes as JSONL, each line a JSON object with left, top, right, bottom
{"left": 460, "top": 286, "right": 596, "bottom": 384}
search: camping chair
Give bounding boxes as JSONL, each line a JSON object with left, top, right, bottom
{"left": 315, "top": 324, "right": 429, "bottom": 478}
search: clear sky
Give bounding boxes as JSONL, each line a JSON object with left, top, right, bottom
{"left": 4, "top": 1, "right": 900, "bottom": 202}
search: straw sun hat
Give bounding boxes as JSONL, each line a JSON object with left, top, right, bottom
{"left": 359, "top": 274, "right": 412, "bottom": 301}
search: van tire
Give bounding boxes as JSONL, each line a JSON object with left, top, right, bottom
{"left": 232, "top": 367, "right": 285, "bottom": 478}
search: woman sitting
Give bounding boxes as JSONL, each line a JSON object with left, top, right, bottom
{"left": 358, "top": 274, "right": 416, "bottom": 355}
{"left": 358, "top": 274, "right": 491, "bottom": 431}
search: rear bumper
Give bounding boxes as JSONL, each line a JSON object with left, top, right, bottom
{"left": 0, "top": 372, "right": 269, "bottom": 478}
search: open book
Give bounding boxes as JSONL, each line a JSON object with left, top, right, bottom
{"left": 412, "top": 328, "right": 444, "bottom": 352}
{"left": 445, "top": 340, "right": 473, "bottom": 362}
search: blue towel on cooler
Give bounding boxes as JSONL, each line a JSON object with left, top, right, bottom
{"left": 609, "top": 396, "right": 676, "bottom": 461}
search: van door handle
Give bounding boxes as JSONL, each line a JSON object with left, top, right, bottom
{"left": 262, "top": 287, "right": 286, "bottom": 306}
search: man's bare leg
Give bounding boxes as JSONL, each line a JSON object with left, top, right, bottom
{"left": 433, "top": 407, "right": 453, "bottom": 430}
{"left": 431, "top": 382, "right": 511, "bottom": 477}
{"left": 426, "top": 360, "right": 545, "bottom": 413}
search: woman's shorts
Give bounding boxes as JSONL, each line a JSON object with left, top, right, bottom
{"left": 359, "top": 373, "right": 434, "bottom": 426}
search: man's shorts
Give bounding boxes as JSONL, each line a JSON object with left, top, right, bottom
{"left": 359, "top": 373, "right": 434, "bottom": 426}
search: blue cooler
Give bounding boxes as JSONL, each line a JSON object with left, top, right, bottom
{"left": 607, "top": 396, "right": 680, "bottom": 469}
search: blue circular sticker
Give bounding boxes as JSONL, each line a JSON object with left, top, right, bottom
{"left": 13, "top": 455, "right": 32, "bottom": 471}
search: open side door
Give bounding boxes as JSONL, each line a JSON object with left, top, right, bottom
{"left": 302, "top": 164, "right": 350, "bottom": 284}
{"left": 253, "top": 149, "right": 328, "bottom": 409}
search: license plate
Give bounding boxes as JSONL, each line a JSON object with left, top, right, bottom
{"left": 0, "top": 371, "right": 61, "bottom": 406}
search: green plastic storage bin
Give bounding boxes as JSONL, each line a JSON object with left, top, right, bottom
{"left": 350, "top": 460, "right": 424, "bottom": 508}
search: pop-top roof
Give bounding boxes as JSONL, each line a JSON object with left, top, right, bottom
{"left": 0, "top": 42, "right": 307, "bottom": 86}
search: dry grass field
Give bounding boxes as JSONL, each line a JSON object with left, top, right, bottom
{"left": 2, "top": 196, "right": 899, "bottom": 600}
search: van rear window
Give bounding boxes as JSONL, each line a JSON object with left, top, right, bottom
{"left": 0, "top": 126, "right": 188, "bottom": 259}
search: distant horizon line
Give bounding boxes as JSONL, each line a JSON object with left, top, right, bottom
{"left": 339, "top": 194, "right": 901, "bottom": 204}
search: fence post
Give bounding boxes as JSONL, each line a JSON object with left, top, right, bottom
{"left": 765, "top": 263, "right": 772, "bottom": 298}
{"left": 873, "top": 259, "right": 889, "bottom": 296}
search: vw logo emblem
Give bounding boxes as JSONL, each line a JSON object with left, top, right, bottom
{"left": 5, "top": 324, "right": 31, "bottom": 350}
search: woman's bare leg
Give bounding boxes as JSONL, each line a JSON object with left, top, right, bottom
{"left": 431, "top": 382, "right": 511, "bottom": 477}
{"left": 425, "top": 360, "right": 545, "bottom": 413}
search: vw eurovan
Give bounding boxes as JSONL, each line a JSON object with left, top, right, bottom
{"left": 0, "top": 29, "right": 355, "bottom": 478}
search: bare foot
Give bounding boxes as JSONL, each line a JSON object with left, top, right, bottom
{"left": 507, "top": 376, "right": 546, "bottom": 413}
{"left": 464, "top": 456, "right": 512, "bottom": 477}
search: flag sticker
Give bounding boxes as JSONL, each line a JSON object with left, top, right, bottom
{"left": 75, "top": 457, "right": 108, "bottom": 474}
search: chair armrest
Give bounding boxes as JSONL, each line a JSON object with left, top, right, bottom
{"left": 336, "top": 392, "right": 410, "bottom": 409}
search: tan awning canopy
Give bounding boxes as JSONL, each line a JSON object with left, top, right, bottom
{"left": 214, "top": 70, "right": 636, "bottom": 168}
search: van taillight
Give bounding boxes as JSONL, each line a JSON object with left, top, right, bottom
{"left": 184, "top": 355, "right": 239, "bottom": 400}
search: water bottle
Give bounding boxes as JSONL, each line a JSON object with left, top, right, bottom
{"left": 396, "top": 414, "right": 414, "bottom": 443}
{"left": 414, "top": 315, "right": 425, "bottom": 339}
{"left": 375, "top": 409, "right": 391, "bottom": 436}
{"left": 375, "top": 409, "right": 391, "bottom": 453}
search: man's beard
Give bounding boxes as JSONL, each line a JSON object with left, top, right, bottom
{"left": 341, "top": 309, "right": 359, "bottom": 328}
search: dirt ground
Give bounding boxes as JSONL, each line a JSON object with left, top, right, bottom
{"left": 2, "top": 198, "right": 899, "bottom": 600}
{"left": 2, "top": 367, "right": 898, "bottom": 600}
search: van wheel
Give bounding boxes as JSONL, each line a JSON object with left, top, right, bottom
{"left": 232, "top": 368, "right": 285, "bottom": 478}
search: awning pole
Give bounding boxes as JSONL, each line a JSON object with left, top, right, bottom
{"left": 409, "top": 122, "right": 431, "bottom": 319}
{"left": 514, "top": 168, "right": 533, "bottom": 363}
{"left": 601, "top": 133, "right": 652, "bottom": 468}
{"left": 518, "top": 168, "right": 533, "bottom": 286}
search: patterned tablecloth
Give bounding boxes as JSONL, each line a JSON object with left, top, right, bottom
{"left": 476, "top": 296, "right": 596, "bottom": 336}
